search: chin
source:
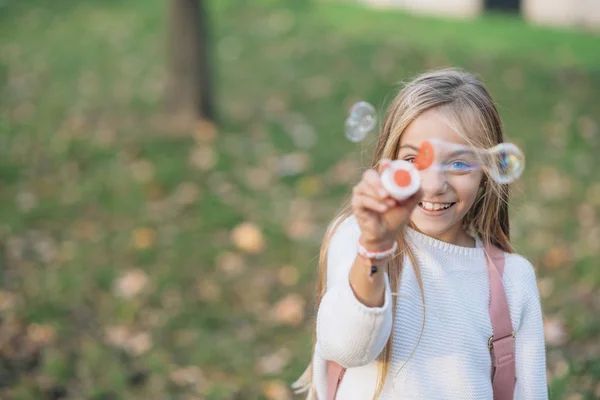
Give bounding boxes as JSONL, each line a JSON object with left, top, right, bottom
{"left": 409, "top": 214, "right": 461, "bottom": 240}
{"left": 411, "top": 222, "right": 453, "bottom": 238}
{"left": 409, "top": 203, "right": 469, "bottom": 240}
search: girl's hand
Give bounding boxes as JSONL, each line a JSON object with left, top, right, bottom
{"left": 351, "top": 158, "right": 423, "bottom": 251}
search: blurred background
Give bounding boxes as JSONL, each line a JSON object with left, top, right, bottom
{"left": 0, "top": 0, "right": 599, "bottom": 398}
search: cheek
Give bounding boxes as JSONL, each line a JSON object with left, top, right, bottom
{"left": 453, "top": 177, "right": 482, "bottom": 204}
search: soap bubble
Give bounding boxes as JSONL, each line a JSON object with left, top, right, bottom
{"left": 487, "top": 143, "right": 525, "bottom": 184}
{"left": 344, "top": 101, "right": 377, "bottom": 142}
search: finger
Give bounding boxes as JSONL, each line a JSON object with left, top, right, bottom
{"left": 377, "top": 158, "right": 392, "bottom": 175}
{"left": 353, "top": 193, "right": 388, "bottom": 214}
{"left": 363, "top": 169, "right": 389, "bottom": 199}
{"left": 354, "top": 178, "right": 381, "bottom": 200}
{"left": 404, "top": 187, "right": 424, "bottom": 209}
{"left": 394, "top": 187, "right": 423, "bottom": 208}
{"left": 381, "top": 188, "right": 424, "bottom": 229}
{"left": 364, "top": 179, "right": 396, "bottom": 207}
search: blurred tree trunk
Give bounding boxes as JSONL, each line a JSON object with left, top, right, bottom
{"left": 166, "top": 0, "right": 215, "bottom": 123}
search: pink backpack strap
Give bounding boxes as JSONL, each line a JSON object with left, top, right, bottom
{"left": 484, "top": 243, "right": 516, "bottom": 400}
{"left": 326, "top": 360, "right": 345, "bottom": 400}
{"left": 326, "top": 244, "right": 515, "bottom": 400}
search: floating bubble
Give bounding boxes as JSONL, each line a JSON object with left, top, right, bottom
{"left": 344, "top": 101, "right": 377, "bottom": 142}
{"left": 487, "top": 143, "right": 525, "bottom": 184}
{"left": 414, "top": 139, "right": 525, "bottom": 184}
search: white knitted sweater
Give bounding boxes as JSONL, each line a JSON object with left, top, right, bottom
{"left": 311, "top": 216, "right": 548, "bottom": 399}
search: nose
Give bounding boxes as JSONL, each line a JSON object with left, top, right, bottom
{"left": 419, "top": 165, "right": 449, "bottom": 196}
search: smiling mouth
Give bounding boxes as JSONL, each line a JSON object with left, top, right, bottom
{"left": 418, "top": 201, "right": 456, "bottom": 212}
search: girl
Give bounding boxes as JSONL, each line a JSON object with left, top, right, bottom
{"left": 292, "top": 69, "right": 548, "bottom": 399}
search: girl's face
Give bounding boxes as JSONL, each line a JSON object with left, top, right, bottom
{"left": 397, "top": 108, "right": 485, "bottom": 244}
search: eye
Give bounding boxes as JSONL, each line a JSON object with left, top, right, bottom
{"left": 404, "top": 156, "right": 416, "bottom": 164}
{"left": 450, "top": 161, "right": 473, "bottom": 171}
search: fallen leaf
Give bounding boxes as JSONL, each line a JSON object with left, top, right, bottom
{"left": 196, "top": 279, "right": 221, "bottom": 302}
{"left": 328, "top": 158, "right": 362, "bottom": 185}
{"left": 130, "top": 160, "right": 155, "bottom": 183}
{"left": 264, "top": 94, "right": 287, "bottom": 116}
{"left": 262, "top": 380, "right": 292, "bottom": 400}
{"left": 170, "top": 366, "right": 206, "bottom": 387}
{"left": 113, "top": 269, "right": 149, "bottom": 299}
{"left": 538, "top": 166, "right": 570, "bottom": 200}
{"left": 553, "top": 358, "right": 569, "bottom": 379}
{"left": 577, "top": 204, "right": 596, "bottom": 229}
{"left": 277, "top": 153, "right": 310, "bottom": 177}
{"left": 93, "top": 125, "right": 116, "bottom": 148}
{"left": 244, "top": 167, "right": 274, "bottom": 191}
{"left": 577, "top": 115, "right": 597, "bottom": 142}
{"left": 207, "top": 173, "right": 238, "bottom": 206}
{"left": 126, "top": 331, "right": 152, "bottom": 356}
{"left": 194, "top": 119, "right": 217, "bottom": 143}
{"left": 33, "top": 236, "right": 57, "bottom": 264}
{"left": 543, "top": 245, "right": 570, "bottom": 270}
{"left": 6, "top": 236, "right": 25, "bottom": 261}
{"left": 235, "top": 324, "right": 256, "bottom": 342}
{"left": 58, "top": 240, "right": 76, "bottom": 262}
{"left": 72, "top": 219, "right": 98, "bottom": 240}
{"left": 256, "top": 348, "right": 292, "bottom": 375}
{"left": 295, "top": 176, "right": 323, "bottom": 197}
{"left": 216, "top": 251, "right": 246, "bottom": 277}
{"left": 278, "top": 265, "right": 299, "bottom": 286}
{"left": 60, "top": 185, "right": 81, "bottom": 205}
{"left": 0, "top": 291, "right": 15, "bottom": 311}
{"left": 231, "top": 222, "right": 266, "bottom": 253}
{"left": 537, "top": 277, "right": 554, "bottom": 299}
{"left": 189, "top": 146, "right": 218, "bottom": 171}
{"left": 289, "top": 122, "right": 318, "bottom": 149}
{"left": 161, "top": 289, "right": 183, "bottom": 312}
{"left": 104, "top": 325, "right": 131, "bottom": 348}
{"left": 544, "top": 316, "right": 568, "bottom": 346}
{"left": 566, "top": 394, "right": 584, "bottom": 400}
{"left": 271, "top": 294, "right": 305, "bottom": 326}
{"left": 285, "top": 218, "right": 316, "bottom": 241}
{"left": 16, "top": 191, "right": 37, "bottom": 212}
{"left": 173, "top": 329, "right": 198, "bottom": 347}
{"left": 27, "top": 323, "right": 56, "bottom": 345}
{"left": 146, "top": 180, "right": 165, "bottom": 201}
{"left": 173, "top": 182, "right": 201, "bottom": 206}
{"left": 132, "top": 227, "right": 156, "bottom": 250}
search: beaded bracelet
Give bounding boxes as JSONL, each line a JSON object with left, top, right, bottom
{"left": 357, "top": 240, "right": 398, "bottom": 276}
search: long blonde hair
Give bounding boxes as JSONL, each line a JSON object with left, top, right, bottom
{"left": 292, "top": 68, "right": 515, "bottom": 399}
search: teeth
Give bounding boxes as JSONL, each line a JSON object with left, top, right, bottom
{"left": 419, "top": 201, "right": 453, "bottom": 211}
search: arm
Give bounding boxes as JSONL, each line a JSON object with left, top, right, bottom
{"left": 514, "top": 264, "right": 549, "bottom": 399}
{"left": 316, "top": 217, "right": 394, "bottom": 368}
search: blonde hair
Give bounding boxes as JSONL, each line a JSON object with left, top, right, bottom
{"left": 292, "top": 68, "right": 515, "bottom": 399}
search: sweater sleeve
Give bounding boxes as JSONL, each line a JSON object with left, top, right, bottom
{"left": 316, "top": 216, "right": 394, "bottom": 368}
{"left": 513, "top": 260, "right": 549, "bottom": 399}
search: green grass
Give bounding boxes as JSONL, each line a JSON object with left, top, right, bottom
{"left": 1, "top": 0, "right": 599, "bottom": 398}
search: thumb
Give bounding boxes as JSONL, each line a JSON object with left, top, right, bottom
{"left": 382, "top": 187, "right": 423, "bottom": 231}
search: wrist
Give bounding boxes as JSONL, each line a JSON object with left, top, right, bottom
{"left": 357, "top": 236, "right": 397, "bottom": 278}
{"left": 359, "top": 235, "right": 395, "bottom": 252}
